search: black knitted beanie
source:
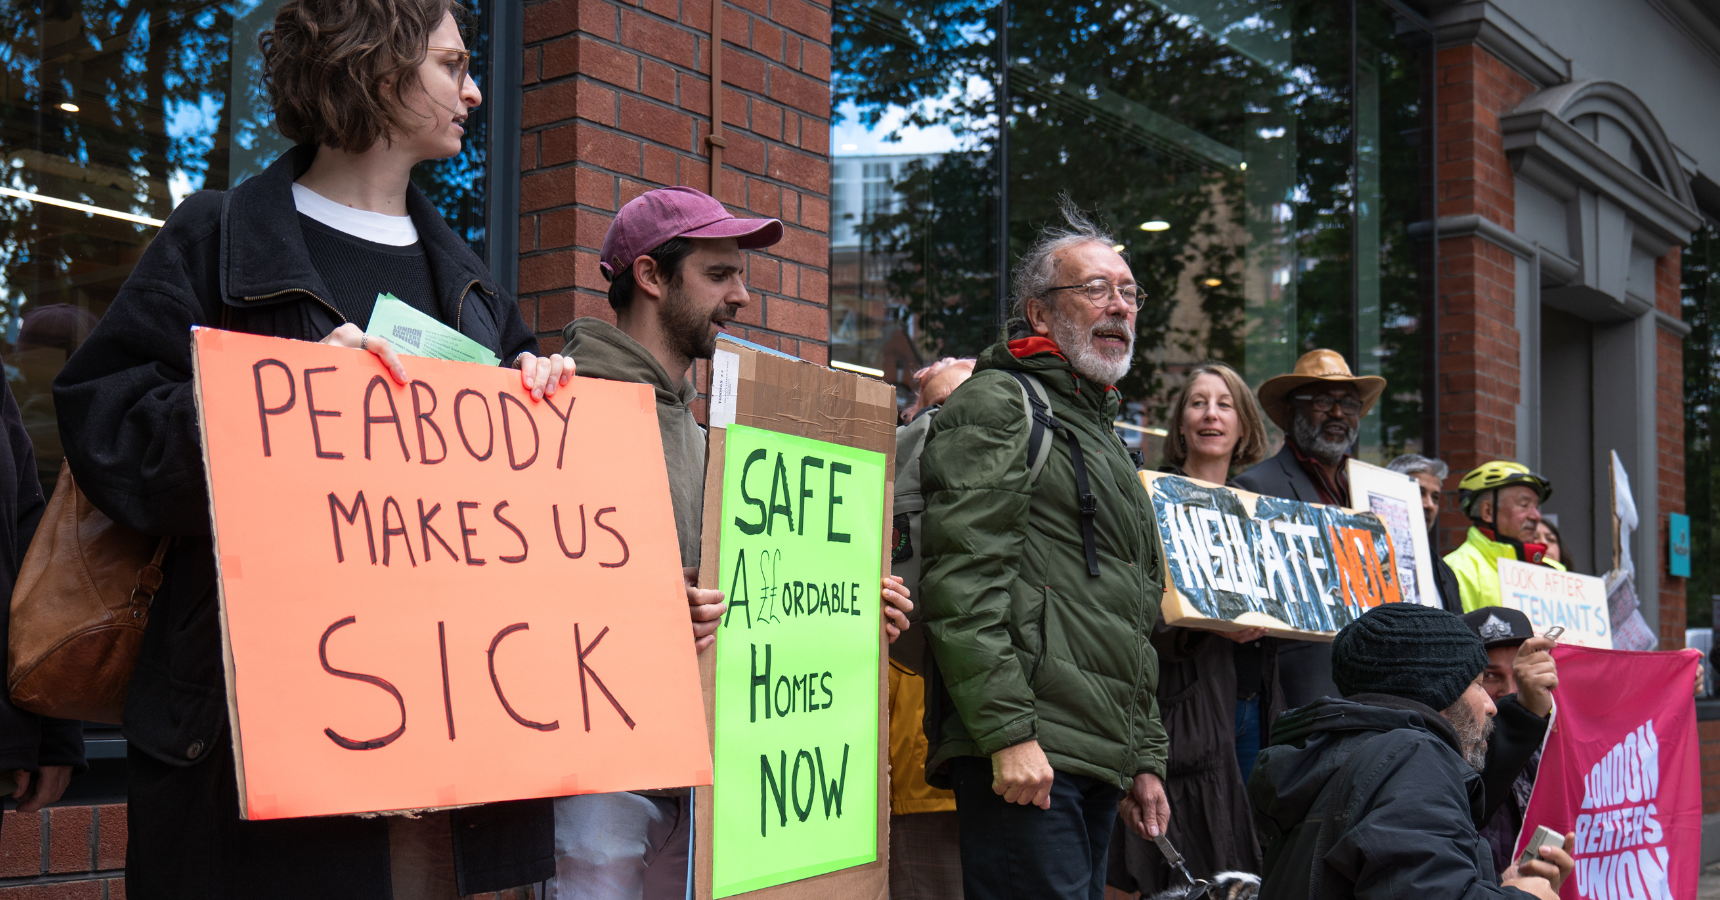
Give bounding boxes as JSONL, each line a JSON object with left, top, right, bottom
{"left": 1331, "top": 602, "right": 1489, "bottom": 711}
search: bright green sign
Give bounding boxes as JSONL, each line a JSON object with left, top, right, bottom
{"left": 712, "top": 424, "right": 884, "bottom": 897}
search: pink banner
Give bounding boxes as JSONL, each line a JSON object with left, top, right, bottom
{"left": 1516, "top": 644, "right": 1702, "bottom": 900}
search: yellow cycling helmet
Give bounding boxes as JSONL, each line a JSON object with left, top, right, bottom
{"left": 1457, "top": 461, "right": 1552, "bottom": 517}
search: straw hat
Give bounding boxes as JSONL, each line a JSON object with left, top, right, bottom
{"left": 1255, "top": 349, "right": 1386, "bottom": 432}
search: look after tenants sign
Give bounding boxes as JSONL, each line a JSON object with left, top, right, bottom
{"left": 191, "top": 328, "right": 709, "bottom": 820}
{"left": 711, "top": 424, "right": 884, "bottom": 898}
{"left": 1497, "top": 559, "right": 1613, "bottom": 648}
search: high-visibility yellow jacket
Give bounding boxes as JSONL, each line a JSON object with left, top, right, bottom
{"left": 1443, "top": 526, "right": 1566, "bottom": 612}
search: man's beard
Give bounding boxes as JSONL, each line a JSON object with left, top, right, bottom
{"left": 1291, "top": 407, "right": 1357, "bottom": 465}
{"left": 659, "top": 281, "right": 733, "bottom": 364}
{"left": 1442, "top": 697, "right": 1494, "bottom": 772}
{"left": 1046, "top": 304, "right": 1134, "bottom": 386}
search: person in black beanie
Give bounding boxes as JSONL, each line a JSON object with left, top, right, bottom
{"left": 1247, "top": 603, "right": 1574, "bottom": 900}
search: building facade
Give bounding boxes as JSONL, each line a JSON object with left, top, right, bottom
{"left": 2, "top": 0, "right": 1720, "bottom": 892}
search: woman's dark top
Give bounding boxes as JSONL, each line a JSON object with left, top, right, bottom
{"left": 1109, "top": 465, "right": 1288, "bottom": 893}
{"left": 296, "top": 215, "right": 438, "bottom": 328}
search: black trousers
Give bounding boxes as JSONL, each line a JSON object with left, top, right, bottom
{"left": 949, "top": 755, "right": 1123, "bottom": 900}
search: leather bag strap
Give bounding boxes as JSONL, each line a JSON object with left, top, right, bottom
{"left": 128, "top": 536, "right": 174, "bottom": 619}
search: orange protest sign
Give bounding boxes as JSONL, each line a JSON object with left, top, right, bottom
{"left": 190, "top": 328, "right": 709, "bottom": 820}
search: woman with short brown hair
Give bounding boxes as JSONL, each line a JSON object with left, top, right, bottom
{"left": 52, "top": 2, "right": 566, "bottom": 897}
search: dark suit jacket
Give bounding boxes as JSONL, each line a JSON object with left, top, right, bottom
{"left": 1233, "top": 443, "right": 1326, "bottom": 504}
{"left": 1233, "top": 444, "right": 1340, "bottom": 709}
{"left": 1433, "top": 553, "right": 1464, "bottom": 615}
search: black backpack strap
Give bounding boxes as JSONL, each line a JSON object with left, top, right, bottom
{"left": 1065, "top": 431, "right": 1100, "bottom": 577}
{"left": 1011, "top": 372, "right": 1055, "bottom": 483}
{"left": 1006, "top": 371, "right": 1100, "bottom": 578}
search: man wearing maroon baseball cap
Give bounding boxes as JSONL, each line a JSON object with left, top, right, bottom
{"left": 549, "top": 190, "right": 915, "bottom": 897}
{"left": 553, "top": 185, "right": 781, "bottom": 897}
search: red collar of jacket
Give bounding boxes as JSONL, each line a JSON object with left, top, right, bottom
{"left": 1008, "top": 336, "right": 1064, "bottom": 359}
{"left": 1475, "top": 526, "right": 1551, "bottom": 566}
{"left": 1005, "top": 337, "right": 1121, "bottom": 395}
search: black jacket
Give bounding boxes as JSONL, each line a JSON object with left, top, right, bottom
{"left": 51, "top": 146, "right": 547, "bottom": 898}
{"left": 1249, "top": 695, "right": 1534, "bottom": 900}
{"left": 1109, "top": 620, "right": 1288, "bottom": 894}
{"left": 1235, "top": 443, "right": 1328, "bottom": 505}
{"left": 1476, "top": 694, "right": 1549, "bottom": 828}
{"left": 0, "top": 364, "right": 84, "bottom": 780}
{"left": 1234, "top": 445, "right": 1342, "bottom": 708}
{"left": 1434, "top": 553, "right": 1464, "bottom": 614}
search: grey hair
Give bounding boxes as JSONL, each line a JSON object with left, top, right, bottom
{"left": 1386, "top": 453, "right": 1450, "bottom": 482}
{"left": 1007, "top": 196, "right": 1118, "bottom": 339}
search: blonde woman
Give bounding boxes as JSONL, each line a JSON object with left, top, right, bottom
{"left": 1113, "top": 362, "right": 1282, "bottom": 896}
{"left": 1160, "top": 361, "right": 1269, "bottom": 486}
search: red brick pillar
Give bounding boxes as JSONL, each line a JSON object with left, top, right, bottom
{"left": 1657, "top": 249, "right": 1687, "bottom": 650}
{"left": 518, "top": 0, "right": 834, "bottom": 396}
{"left": 1702, "top": 720, "right": 1720, "bottom": 814}
{"left": 1432, "top": 44, "right": 1535, "bottom": 549}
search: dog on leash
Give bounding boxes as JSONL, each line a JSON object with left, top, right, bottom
{"left": 1146, "top": 871, "right": 1260, "bottom": 900}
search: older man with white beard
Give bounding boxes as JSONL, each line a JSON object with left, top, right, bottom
{"left": 918, "top": 201, "right": 1171, "bottom": 900}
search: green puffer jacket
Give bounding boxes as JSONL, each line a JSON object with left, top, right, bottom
{"left": 920, "top": 337, "right": 1168, "bottom": 789}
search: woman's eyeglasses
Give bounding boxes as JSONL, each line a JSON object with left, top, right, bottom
{"left": 428, "top": 47, "right": 472, "bottom": 83}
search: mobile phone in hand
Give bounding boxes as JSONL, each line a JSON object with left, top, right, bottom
{"left": 1516, "top": 825, "right": 1563, "bottom": 868}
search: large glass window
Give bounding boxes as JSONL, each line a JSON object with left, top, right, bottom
{"left": 831, "top": 0, "right": 1436, "bottom": 464}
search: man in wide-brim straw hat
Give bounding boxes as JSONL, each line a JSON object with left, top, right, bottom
{"left": 1235, "top": 348, "right": 1385, "bottom": 710}
{"left": 1237, "top": 348, "right": 1385, "bottom": 506}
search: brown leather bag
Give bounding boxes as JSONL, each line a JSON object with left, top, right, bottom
{"left": 8, "top": 460, "right": 172, "bottom": 724}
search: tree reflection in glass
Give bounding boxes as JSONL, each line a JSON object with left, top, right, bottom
{"left": 833, "top": 0, "right": 1430, "bottom": 461}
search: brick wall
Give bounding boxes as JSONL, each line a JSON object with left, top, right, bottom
{"left": 1657, "top": 249, "right": 1687, "bottom": 650}
{"left": 0, "top": 807, "right": 124, "bottom": 898}
{"left": 1702, "top": 720, "right": 1720, "bottom": 814}
{"left": 518, "top": 0, "right": 834, "bottom": 406}
{"left": 1432, "top": 44, "right": 1536, "bottom": 549}
{"left": 0, "top": 807, "right": 535, "bottom": 899}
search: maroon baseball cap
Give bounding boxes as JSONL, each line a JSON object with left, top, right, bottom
{"left": 599, "top": 186, "right": 783, "bottom": 281}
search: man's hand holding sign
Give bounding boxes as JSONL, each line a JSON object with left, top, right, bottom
{"left": 191, "top": 327, "right": 708, "bottom": 820}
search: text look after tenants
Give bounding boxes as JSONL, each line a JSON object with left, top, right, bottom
{"left": 49, "top": 1, "right": 575, "bottom": 897}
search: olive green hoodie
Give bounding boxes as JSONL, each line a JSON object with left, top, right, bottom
{"left": 562, "top": 317, "right": 706, "bottom": 567}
